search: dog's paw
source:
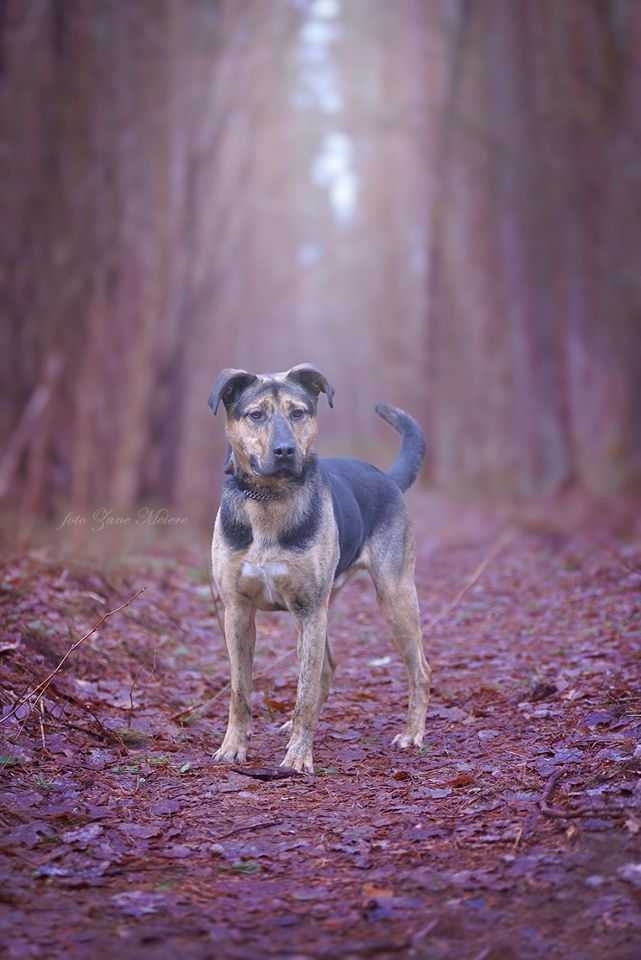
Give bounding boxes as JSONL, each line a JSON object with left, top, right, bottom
{"left": 392, "top": 730, "right": 424, "bottom": 750}
{"left": 214, "top": 731, "right": 249, "bottom": 764}
{"left": 280, "top": 742, "right": 314, "bottom": 774}
{"left": 278, "top": 718, "right": 293, "bottom": 734}
{"left": 214, "top": 746, "right": 247, "bottom": 763}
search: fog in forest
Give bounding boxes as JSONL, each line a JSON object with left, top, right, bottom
{"left": 2, "top": 0, "right": 640, "bottom": 530}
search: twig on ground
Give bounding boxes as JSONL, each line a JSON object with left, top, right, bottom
{"left": 215, "top": 818, "right": 285, "bottom": 841}
{"left": 512, "top": 824, "right": 523, "bottom": 850}
{"left": 1, "top": 587, "right": 146, "bottom": 728}
{"left": 127, "top": 676, "right": 137, "bottom": 729}
{"left": 49, "top": 716, "right": 123, "bottom": 744}
{"left": 540, "top": 769, "right": 563, "bottom": 810}
{"left": 423, "top": 528, "right": 515, "bottom": 633}
{"left": 410, "top": 919, "right": 439, "bottom": 947}
{"left": 38, "top": 699, "right": 46, "bottom": 752}
{"left": 46, "top": 678, "right": 126, "bottom": 744}
{"left": 539, "top": 768, "right": 624, "bottom": 820}
{"left": 169, "top": 685, "right": 229, "bottom": 723}
{"left": 539, "top": 769, "right": 589, "bottom": 819}
{"left": 471, "top": 949, "right": 491, "bottom": 960}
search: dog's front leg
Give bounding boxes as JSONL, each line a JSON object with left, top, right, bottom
{"left": 214, "top": 602, "right": 256, "bottom": 764}
{"left": 281, "top": 605, "right": 328, "bottom": 774}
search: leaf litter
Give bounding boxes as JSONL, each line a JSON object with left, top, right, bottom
{"left": 1, "top": 493, "right": 641, "bottom": 958}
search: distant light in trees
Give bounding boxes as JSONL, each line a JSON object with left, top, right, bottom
{"left": 298, "top": 243, "right": 323, "bottom": 267}
{"left": 293, "top": 0, "right": 342, "bottom": 114}
{"left": 313, "top": 0, "right": 340, "bottom": 19}
{"left": 311, "top": 131, "right": 357, "bottom": 225}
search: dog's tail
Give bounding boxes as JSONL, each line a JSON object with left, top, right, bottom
{"left": 375, "top": 403, "right": 426, "bottom": 493}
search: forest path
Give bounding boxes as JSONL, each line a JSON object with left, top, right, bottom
{"left": 2, "top": 494, "right": 641, "bottom": 959}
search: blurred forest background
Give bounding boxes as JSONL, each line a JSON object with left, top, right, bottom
{"left": 1, "top": 0, "right": 640, "bottom": 531}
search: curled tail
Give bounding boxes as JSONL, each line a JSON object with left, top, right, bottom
{"left": 375, "top": 402, "right": 426, "bottom": 492}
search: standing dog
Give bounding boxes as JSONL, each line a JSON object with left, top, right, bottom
{"left": 209, "top": 363, "right": 430, "bottom": 773}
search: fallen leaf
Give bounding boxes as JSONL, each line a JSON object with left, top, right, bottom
{"left": 111, "top": 891, "right": 167, "bottom": 916}
{"left": 231, "top": 766, "right": 301, "bottom": 781}
{"left": 61, "top": 823, "right": 103, "bottom": 846}
{"left": 449, "top": 772, "right": 475, "bottom": 788}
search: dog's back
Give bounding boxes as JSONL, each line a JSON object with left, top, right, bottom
{"left": 320, "top": 404, "right": 426, "bottom": 577}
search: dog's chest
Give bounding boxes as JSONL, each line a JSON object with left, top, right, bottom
{"left": 236, "top": 509, "right": 293, "bottom": 608}
{"left": 214, "top": 488, "right": 338, "bottom": 610}
{"left": 238, "top": 559, "right": 289, "bottom": 609}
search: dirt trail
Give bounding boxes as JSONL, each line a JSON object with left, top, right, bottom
{"left": 2, "top": 494, "right": 641, "bottom": 959}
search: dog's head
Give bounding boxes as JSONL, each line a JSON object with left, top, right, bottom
{"left": 209, "top": 363, "right": 334, "bottom": 481}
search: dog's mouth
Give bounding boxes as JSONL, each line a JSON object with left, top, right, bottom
{"left": 249, "top": 455, "right": 302, "bottom": 480}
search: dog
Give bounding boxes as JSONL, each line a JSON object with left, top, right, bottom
{"left": 209, "top": 363, "right": 431, "bottom": 773}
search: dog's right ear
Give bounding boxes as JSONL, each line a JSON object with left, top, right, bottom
{"left": 208, "top": 369, "right": 258, "bottom": 415}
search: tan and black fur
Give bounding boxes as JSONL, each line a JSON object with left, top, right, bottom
{"left": 209, "top": 363, "right": 431, "bottom": 773}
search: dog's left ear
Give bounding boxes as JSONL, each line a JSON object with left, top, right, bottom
{"left": 208, "top": 368, "right": 258, "bottom": 415}
{"left": 285, "top": 363, "right": 335, "bottom": 408}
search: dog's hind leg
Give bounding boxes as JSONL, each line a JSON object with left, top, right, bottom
{"left": 214, "top": 602, "right": 256, "bottom": 763}
{"left": 320, "top": 634, "right": 336, "bottom": 705}
{"left": 369, "top": 528, "right": 431, "bottom": 750}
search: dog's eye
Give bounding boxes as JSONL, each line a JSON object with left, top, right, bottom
{"left": 290, "top": 409, "right": 306, "bottom": 421}
{"left": 247, "top": 409, "right": 265, "bottom": 423}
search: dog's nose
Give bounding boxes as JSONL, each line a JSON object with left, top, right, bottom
{"left": 274, "top": 444, "right": 295, "bottom": 459}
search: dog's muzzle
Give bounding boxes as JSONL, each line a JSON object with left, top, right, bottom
{"left": 249, "top": 413, "right": 303, "bottom": 477}
{"left": 270, "top": 415, "right": 299, "bottom": 475}
{"left": 249, "top": 453, "right": 301, "bottom": 478}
